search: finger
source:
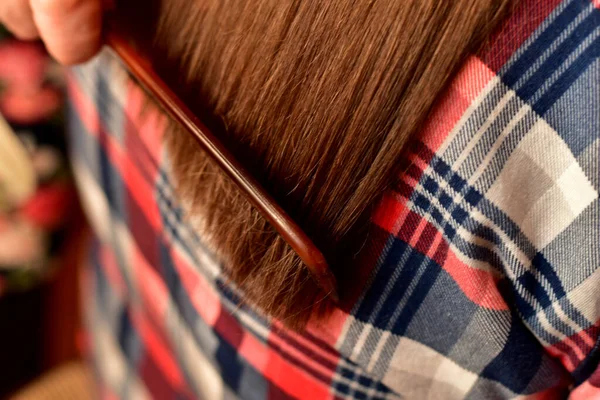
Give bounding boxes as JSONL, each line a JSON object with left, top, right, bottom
{"left": 29, "top": 0, "right": 103, "bottom": 65}
{"left": 0, "top": 0, "right": 39, "bottom": 40}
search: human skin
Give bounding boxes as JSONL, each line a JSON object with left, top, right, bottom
{"left": 0, "top": 0, "right": 104, "bottom": 65}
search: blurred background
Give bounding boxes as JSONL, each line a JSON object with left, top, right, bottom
{"left": 0, "top": 24, "right": 90, "bottom": 398}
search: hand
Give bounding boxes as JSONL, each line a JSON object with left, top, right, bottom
{"left": 0, "top": 0, "right": 104, "bottom": 65}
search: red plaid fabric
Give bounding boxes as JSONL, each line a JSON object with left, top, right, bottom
{"left": 67, "top": 0, "right": 600, "bottom": 398}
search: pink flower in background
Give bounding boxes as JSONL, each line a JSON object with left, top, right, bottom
{"left": 0, "top": 41, "right": 47, "bottom": 88}
{"left": 19, "top": 183, "right": 72, "bottom": 230}
{"left": 0, "top": 87, "right": 61, "bottom": 124}
{"left": 0, "top": 219, "right": 45, "bottom": 268}
{"left": 0, "top": 32, "right": 71, "bottom": 292}
{"left": 0, "top": 40, "right": 63, "bottom": 124}
{"left": 32, "top": 146, "right": 62, "bottom": 180}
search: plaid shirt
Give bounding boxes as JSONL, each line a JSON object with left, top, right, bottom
{"left": 67, "top": 0, "right": 600, "bottom": 398}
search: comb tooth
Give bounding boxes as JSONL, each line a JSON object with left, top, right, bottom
{"left": 301, "top": 247, "right": 338, "bottom": 302}
{"left": 317, "top": 267, "right": 339, "bottom": 303}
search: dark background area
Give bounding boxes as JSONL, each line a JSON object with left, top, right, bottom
{"left": 0, "top": 214, "right": 84, "bottom": 398}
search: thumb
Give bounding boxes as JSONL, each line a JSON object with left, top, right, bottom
{"left": 30, "top": 0, "right": 103, "bottom": 65}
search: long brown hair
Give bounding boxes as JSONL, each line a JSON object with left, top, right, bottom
{"left": 116, "top": 0, "right": 515, "bottom": 328}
